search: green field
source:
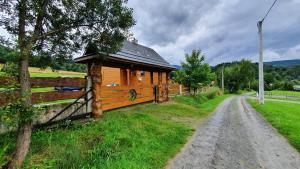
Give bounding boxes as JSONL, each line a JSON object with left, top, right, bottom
{"left": 0, "top": 94, "right": 230, "bottom": 169}
{"left": 0, "top": 64, "right": 86, "bottom": 78}
{"left": 29, "top": 67, "right": 86, "bottom": 78}
{"left": 248, "top": 99, "right": 300, "bottom": 151}
{"left": 265, "top": 90, "right": 300, "bottom": 98}
{"left": 1, "top": 65, "right": 85, "bottom": 96}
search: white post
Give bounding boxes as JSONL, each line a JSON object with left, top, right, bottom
{"left": 86, "top": 76, "right": 93, "bottom": 113}
{"left": 258, "top": 21, "right": 264, "bottom": 104}
{"left": 221, "top": 66, "right": 224, "bottom": 91}
{"left": 179, "top": 84, "right": 183, "bottom": 95}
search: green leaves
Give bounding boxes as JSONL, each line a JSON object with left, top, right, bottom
{"left": 174, "top": 49, "right": 215, "bottom": 94}
{"left": 0, "top": 0, "right": 135, "bottom": 63}
{"left": 0, "top": 98, "right": 42, "bottom": 129}
{"left": 215, "top": 59, "right": 255, "bottom": 93}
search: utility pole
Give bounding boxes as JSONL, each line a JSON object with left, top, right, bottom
{"left": 257, "top": 0, "right": 278, "bottom": 104}
{"left": 258, "top": 21, "right": 264, "bottom": 104}
{"left": 221, "top": 65, "right": 224, "bottom": 91}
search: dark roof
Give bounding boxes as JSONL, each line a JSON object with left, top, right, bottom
{"left": 75, "top": 41, "right": 175, "bottom": 70}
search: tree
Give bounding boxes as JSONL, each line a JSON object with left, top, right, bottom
{"left": 0, "top": 0, "right": 135, "bottom": 168}
{"left": 223, "top": 64, "right": 241, "bottom": 92}
{"left": 214, "top": 60, "right": 255, "bottom": 93}
{"left": 174, "top": 50, "right": 215, "bottom": 94}
{"left": 239, "top": 59, "right": 255, "bottom": 90}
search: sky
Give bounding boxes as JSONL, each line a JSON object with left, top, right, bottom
{"left": 127, "top": 0, "right": 300, "bottom": 65}
{"left": 0, "top": 0, "right": 299, "bottom": 66}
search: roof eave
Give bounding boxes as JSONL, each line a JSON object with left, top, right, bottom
{"left": 74, "top": 54, "right": 176, "bottom": 71}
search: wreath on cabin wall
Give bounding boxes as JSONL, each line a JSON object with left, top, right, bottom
{"left": 129, "top": 89, "right": 137, "bottom": 101}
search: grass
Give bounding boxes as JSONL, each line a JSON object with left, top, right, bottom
{"left": 0, "top": 64, "right": 86, "bottom": 78}
{"left": 0, "top": 93, "right": 231, "bottom": 169}
{"left": 29, "top": 67, "right": 86, "bottom": 78}
{"left": 31, "top": 87, "right": 55, "bottom": 93}
{"left": 265, "top": 90, "right": 300, "bottom": 98}
{"left": 36, "top": 99, "right": 77, "bottom": 106}
{"left": 248, "top": 99, "right": 300, "bottom": 152}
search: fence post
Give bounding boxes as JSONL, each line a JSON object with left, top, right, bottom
{"left": 86, "top": 76, "right": 92, "bottom": 114}
{"left": 179, "top": 84, "right": 182, "bottom": 95}
{"left": 90, "top": 61, "right": 103, "bottom": 117}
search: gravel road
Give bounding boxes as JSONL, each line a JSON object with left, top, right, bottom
{"left": 167, "top": 96, "right": 300, "bottom": 169}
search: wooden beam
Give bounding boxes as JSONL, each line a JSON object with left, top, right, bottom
{"left": 90, "top": 61, "right": 103, "bottom": 117}
{"left": 0, "top": 77, "right": 86, "bottom": 88}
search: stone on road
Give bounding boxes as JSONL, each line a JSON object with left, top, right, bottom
{"left": 167, "top": 96, "right": 300, "bottom": 169}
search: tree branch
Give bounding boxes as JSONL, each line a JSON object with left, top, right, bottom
{"left": 18, "top": 0, "right": 26, "bottom": 50}
{"left": 35, "top": 24, "right": 92, "bottom": 40}
{"left": 31, "top": 0, "right": 48, "bottom": 44}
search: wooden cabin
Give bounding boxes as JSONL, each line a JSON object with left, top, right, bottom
{"left": 75, "top": 41, "right": 175, "bottom": 117}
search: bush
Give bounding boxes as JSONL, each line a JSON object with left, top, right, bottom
{"left": 206, "top": 90, "right": 218, "bottom": 99}
{"left": 0, "top": 62, "right": 18, "bottom": 77}
{"left": 202, "top": 87, "right": 220, "bottom": 99}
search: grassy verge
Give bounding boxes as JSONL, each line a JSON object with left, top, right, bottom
{"left": 1, "top": 93, "right": 231, "bottom": 169}
{"left": 248, "top": 99, "right": 300, "bottom": 151}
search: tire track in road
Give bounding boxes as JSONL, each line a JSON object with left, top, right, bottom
{"left": 167, "top": 96, "right": 300, "bottom": 169}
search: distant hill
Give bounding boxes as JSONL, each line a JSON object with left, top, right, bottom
{"left": 264, "top": 59, "right": 300, "bottom": 67}
{"left": 172, "top": 65, "right": 181, "bottom": 70}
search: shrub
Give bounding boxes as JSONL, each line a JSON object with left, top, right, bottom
{"left": 0, "top": 62, "right": 18, "bottom": 77}
{"left": 206, "top": 90, "right": 218, "bottom": 99}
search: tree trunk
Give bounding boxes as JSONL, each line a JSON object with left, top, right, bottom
{"left": 8, "top": 52, "right": 33, "bottom": 169}
{"left": 249, "top": 81, "right": 251, "bottom": 91}
{"left": 7, "top": 123, "right": 33, "bottom": 169}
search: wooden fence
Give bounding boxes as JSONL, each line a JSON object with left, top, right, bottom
{"left": 0, "top": 77, "right": 189, "bottom": 112}
{"left": 0, "top": 77, "right": 86, "bottom": 106}
{"left": 168, "top": 82, "right": 189, "bottom": 96}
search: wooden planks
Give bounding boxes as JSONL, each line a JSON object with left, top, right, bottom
{"left": 0, "top": 77, "right": 86, "bottom": 106}
{"left": 0, "top": 91, "right": 84, "bottom": 106}
{"left": 169, "top": 83, "right": 180, "bottom": 96}
{"left": 0, "top": 77, "right": 17, "bottom": 87}
{"left": 0, "top": 77, "right": 86, "bottom": 87}
{"left": 32, "top": 91, "right": 84, "bottom": 103}
{"left": 100, "top": 85, "right": 155, "bottom": 111}
{"left": 168, "top": 81, "right": 190, "bottom": 96}
{"left": 30, "top": 77, "right": 86, "bottom": 87}
{"left": 102, "top": 66, "right": 121, "bottom": 86}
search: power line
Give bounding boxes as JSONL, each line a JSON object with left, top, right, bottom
{"left": 261, "top": 0, "right": 278, "bottom": 22}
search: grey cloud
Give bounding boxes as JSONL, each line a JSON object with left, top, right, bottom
{"left": 127, "top": 0, "right": 300, "bottom": 65}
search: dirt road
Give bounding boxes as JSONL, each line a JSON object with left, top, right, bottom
{"left": 167, "top": 96, "right": 300, "bottom": 169}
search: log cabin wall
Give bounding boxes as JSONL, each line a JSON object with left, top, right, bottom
{"left": 96, "top": 67, "right": 170, "bottom": 111}
{"left": 101, "top": 66, "right": 121, "bottom": 86}
{"left": 101, "top": 67, "right": 168, "bottom": 87}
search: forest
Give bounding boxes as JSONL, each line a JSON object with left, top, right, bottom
{"left": 214, "top": 60, "right": 300, "bottom": 92}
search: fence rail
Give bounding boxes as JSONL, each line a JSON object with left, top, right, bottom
{"left": 0, "top": 77, "right": 86, "bottom": 106}
{"left": 0, "top": 76, "right": 191, "bottom": 110}
{"left": 0, "top": 77, "right": 86, "bottom": 88}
